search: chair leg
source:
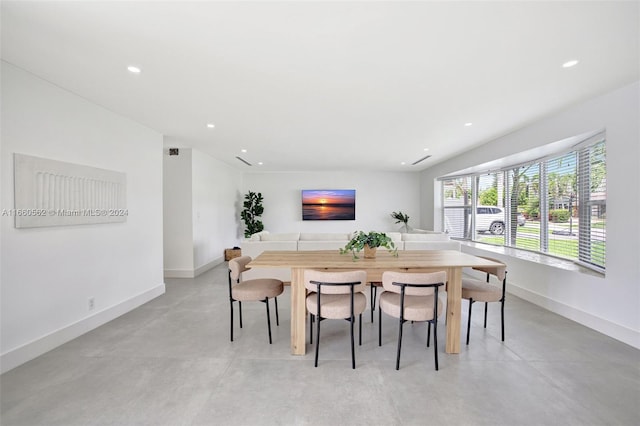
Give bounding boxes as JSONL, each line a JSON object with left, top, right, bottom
{"left": 395, "top": 318, "right": 404, "bottom": 370}
{"left": 370, "top": 285, "right": 374, "bottom": 322}
{"left": 239, "top": 301, "right": 243, "bottom": 328}
{"left": 265, "top": 298, "right": 273, "bottom": 344}
{"left": 466, "top": 298, "right": 473, "bottom": 345}
{"left": 501, "top": 298, "right": 505, "bottom": 342}
{"left": 359, "top": 313, "right": 362, "bottom": 346}
{"left": 309, "top": 314, "right": 314, "bottom": 344}
{"left": 484, "top": 302, "right": 488, "bottom": 328}
{"left": 371, "top": 285, "right": 378, "bottom": 323}
{"left": 433, "top": 319, "right": 439, "bottom": 371}
{"left": 275, "top": 297, "right": 280, "bottom": 326}
{"left": 315, "top": 313, "right": 321, "bottom": 368}
{"left": 378, "top": 303, "right": 382, "bottom": 346}
{"left": 230, "top": 300, "right": 234, "bottom": 342}
{"left": 350, "top": 314, "right": 356, "bottom": 369}
{"left": 426, "top": 322, "right": 431, "bottom": 348}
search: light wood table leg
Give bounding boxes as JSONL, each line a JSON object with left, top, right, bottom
{"left": 445, "top": 267, "right": 462, "bottom": 354}
{"left": 290, "top": 268, "right": 306, "bottom": 355}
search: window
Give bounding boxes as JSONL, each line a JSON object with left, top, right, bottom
{"left": 440, "top": 134, "right": 606, "bottom": 271}
{"left": 509, "top": 163, "right": 541, "bottom": 252}
{"left": 443, "top": 176, "right": 472, "bottom": 239}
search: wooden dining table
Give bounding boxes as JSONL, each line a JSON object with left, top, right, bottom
{"left": 248, "top": 249, "right": 502, "bottom": 355}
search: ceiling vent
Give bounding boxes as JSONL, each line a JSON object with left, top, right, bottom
{"left": 235, "top": 156, "right": 252, "bottom": 166}
{"left": 411, "top": 155, "right": 432, "bottom": 166}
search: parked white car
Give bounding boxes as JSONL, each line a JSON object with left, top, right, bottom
{"left": 476, "top": 206, "right": 525, "bottom": 235}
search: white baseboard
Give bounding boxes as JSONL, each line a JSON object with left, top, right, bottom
{"left": 194, "top": 256, "right": 224, "bottom": 276}
{"left": 0, "top": 283, "right": 166, "bottom": 374}
{"left": 163, "top": 269, "right": 194, "bottom": 278}
{"left": 164, "top": 256, "right": 224, "bottom": 278}
{"left": 508, "top": 284, "right": 640, "bottom": 349}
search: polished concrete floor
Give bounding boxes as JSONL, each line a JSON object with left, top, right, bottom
{"left": 1, "top": 263, "right": 639, "bottom": 426}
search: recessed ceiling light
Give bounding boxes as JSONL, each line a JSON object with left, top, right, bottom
{"left": 562, "top": 59, "right": 579, "bottom": 68}
{"left": 423, "top": 148, "right": 430, "bottom": 152}
{"left": 207, "top": 123, "right": 215, "bottom": 128}
{"left": 241, "top": 149, "right": 247, "bottom": 153}
{"left": 127, "top": 65, "right": 141, "bottom": 74}
{"left": 258, "top": 162, "right": 263, "bottom": 166}
{"left": 464, "top": 122, "right": 473, "bottom": 127}
{"left": 401, "top": 162, "right": 406, "bottom": 165}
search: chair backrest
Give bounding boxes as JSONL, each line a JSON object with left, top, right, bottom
{"left": 382, "top": 271, "right": 447, "bottom": 296}
{"left": 471, "top": 256, "right": 506, "bottom": 281}
{"left": 304, "top": 270, "right": 367, "bottom": 294}
{"left": 229, "top": 256, "right": 252, "bottom": 282}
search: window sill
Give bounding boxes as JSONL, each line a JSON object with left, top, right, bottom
{"left": 458, "top": 240, "right": 605, "bottom": 278}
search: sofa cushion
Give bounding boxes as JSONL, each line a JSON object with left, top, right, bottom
{"left": 247, "top": 230, "right": 269, "bottom": 241}
{"left": 409, "top": 228, "right": 440, "bottom": 234}
{"left": 298, "top": 241, "right": 349, "bottom": 251}
{"left": 386, "top": 232, "right": 402, "bottom": 242}
{"left": 402, "top": 233, "right": 450, "bottom": 242}
{"left": 403, "top": 241, "right": 461, "bottom": 251}
{"left": 260, "top": 232, "right": 300, "bottom": 241}
{"left": 299, "top": 233, "right": 350, "bottom": 241}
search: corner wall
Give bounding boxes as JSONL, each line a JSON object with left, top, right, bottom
{"left": 191, "top": 149, "right": 243, "bottom": 274}
{"left": 163, "top": 148, "right": 194, "bottom": 276}
{"left": 0, "top": 62, "right": 165, "bottom": 372}
{"left": 163, "top": 148, "right": 243, "bottom": 277}
{"left": 420, "top": 82, "right": 640, "bottom": 348}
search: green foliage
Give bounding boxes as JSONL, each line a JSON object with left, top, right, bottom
{"left": 478, "top": 187, "right": 498, "bottom": 206}
{"left": 340, "top": 231, "right": 398, "bottom": 260}
{"left": 518, "top": 189, "right": 528, "bottom": 206}
{"left": 525, "top": 199, "right": 540, "bottom": 219}
{"left": 390, "top": 211, "right": 409, "bottom": 225}
{"left": 550, "top": 209, "right": 570, "bottom": 223}
{"left": 240, "top": 191, "right": 265, "bottom": 238}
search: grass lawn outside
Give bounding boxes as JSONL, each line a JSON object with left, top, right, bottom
{"left": 476, "top": 233, "right": 605, "bottom": 266}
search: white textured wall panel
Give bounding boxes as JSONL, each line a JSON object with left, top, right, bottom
{"left": 13, "top": 153, "right": 127, "bottom": 228}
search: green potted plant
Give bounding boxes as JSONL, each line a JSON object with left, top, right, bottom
{"left": 339, "top": 231, "right": 398, "bottom": 260}
{"left": 240, "top": 191, "right": 265, "bottom": 238}
{"left": 390, "top": 211, "right": 410, "bottom": 232}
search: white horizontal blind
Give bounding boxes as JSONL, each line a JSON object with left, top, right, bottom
{"left": 475, "top": 172, "right": 505, "bottom": 245}
{"left": 546, "top": 151, "right": 578, "bottom": 260}
{"left": 509, "top": 163, "right": 541, "bottom": 251}
{"left": 442, "top": 176, "right": 472, "bottom": 238}
{"left": 578, "top": 141, "right": 606, "bottom": 269}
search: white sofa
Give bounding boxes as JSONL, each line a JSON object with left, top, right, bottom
{"left": 240, "top": 231, "right": 460, "bottom": 281}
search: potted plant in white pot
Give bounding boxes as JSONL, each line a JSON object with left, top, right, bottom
{"left": 390, "top": 211, "right": 410, "bottom": 232}
{"left": 339, "top": 231, "right": 398, "bottom": 260}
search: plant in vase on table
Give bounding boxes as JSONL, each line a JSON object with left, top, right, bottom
{"left": 339, "top": 231, "right": 398, "bottom": 260}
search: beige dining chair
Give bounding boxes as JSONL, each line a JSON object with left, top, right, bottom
{"left": 228, "top": 256, "right": 284, "bottom": 344}
{"left": 378, "top": 270, "right": 446, "bottom": 370}
{"left": 461, "top": 256, "right": 507, "bottom": 345}
{"left": 305, "top": 269, "right": 367, "bottom": 369}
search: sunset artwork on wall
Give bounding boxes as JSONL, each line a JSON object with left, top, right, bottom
{"left": 301, "top": 189, "right": 356, "bottom": 220}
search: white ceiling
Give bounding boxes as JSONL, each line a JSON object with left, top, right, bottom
{"left": 2, "top": 1, "right": 638, "bottom": 172}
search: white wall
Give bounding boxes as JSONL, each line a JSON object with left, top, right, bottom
{"left": 191, "top": 149, "right": 243, "bottom": 273}
{"left": 420, "top": 82, "right": 640, "bottom": 348}
{"left": 242, "top": 171, "right": 421, "bottom": 233}
{"left": 163, "top": 148, "right": 194, "bottom": 275}
{"left": 0, "top": 62, "right": 165, "bottom": 372}
{"left": 163, "top": 148, "right": 243, "bottom": 277}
